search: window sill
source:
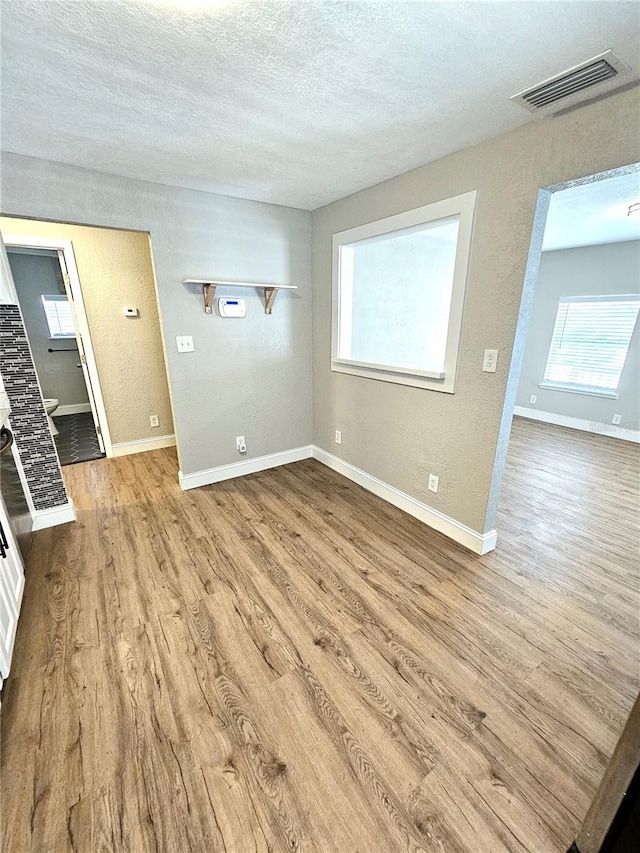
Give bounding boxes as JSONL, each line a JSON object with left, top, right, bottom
{"left": 333, "top": 358, "right": 445, "bottom": 380}
{"left": 538, "top": 382, "right": 618, "bottom": 400}
{"left": 332, "top": 358, "right": 452, "bottom": 392}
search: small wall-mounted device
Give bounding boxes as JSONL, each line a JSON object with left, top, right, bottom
{"left": 218, "top": 297, "right": 246, "bottom": 318}
{"left": 123, "top": 306, "right": 139, "bottom": 317}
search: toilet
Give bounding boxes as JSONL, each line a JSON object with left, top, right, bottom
{"left": 43, "top": 399, "right": 59, "bottom": 437}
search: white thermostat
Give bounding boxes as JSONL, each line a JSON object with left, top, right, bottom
{"left": 217, "top": 297, "right": 246, "bottom": 318}
{"left": 123, "top": 306, "right": 139, "bottom": 317}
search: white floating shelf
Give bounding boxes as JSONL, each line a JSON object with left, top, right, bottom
{"left": 182, "top": 278, "right": 297, "bottom": 315}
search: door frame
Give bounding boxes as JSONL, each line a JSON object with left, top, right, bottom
{"left": 484, "top": 162, "right": 640, "bottom": 536}
{"left": 1, "top": 233, "right": 114, "bottom": 457}
{"left": 55, "top": 248, "right": 105, "bottom": 453}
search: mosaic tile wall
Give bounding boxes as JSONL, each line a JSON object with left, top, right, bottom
{"left": 0, "top": 304, "right": 69, "bottom": 511}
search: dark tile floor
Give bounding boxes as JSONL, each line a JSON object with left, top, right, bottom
{"left": 53, "top": 412, "right": 105, "bottom": 466}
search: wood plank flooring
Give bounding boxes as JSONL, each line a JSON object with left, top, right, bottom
{"left": 1, "top": 418, "right": 639, "bottom": 852}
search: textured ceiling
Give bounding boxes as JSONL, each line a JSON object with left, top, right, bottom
{"left": 1, "top": 0, "right": 639, "bottom": 210}
{"left": 543, "top": 170, "right": 640, "bottom": 252}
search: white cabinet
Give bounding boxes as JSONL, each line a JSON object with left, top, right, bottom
{"left": 0, "top": 495, "right": 25, "bottom": 688}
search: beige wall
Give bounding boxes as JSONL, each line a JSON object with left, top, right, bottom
{"left": 0, "top": 218, "right": 173, "bottom": 445}
{"left": 312, "top": 86, "right": 640, "bottom": 536}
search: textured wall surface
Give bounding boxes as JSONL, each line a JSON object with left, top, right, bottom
{"left": 0, "top": 304, "right": 68, "bottom": 511}
{"left": 516, "top": 241, "right": 640, "bottom": 431}
{"left": 1, "top": 218, "right": 174, "bottom": 445}
{"left": 6, "top": 251, "right": 90, "bottom": 408}
{"left": 0, "top": 160, "right": 313, "bottom": 475}
{"left": 313, "top": 86, "right": 640, "bottom": 535}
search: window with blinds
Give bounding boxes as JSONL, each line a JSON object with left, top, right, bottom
{"left": 542, "top": 295, "right": 640, "bottom": 396}
{"left": 41, "top": 294, "right": 75, "bottom": 338}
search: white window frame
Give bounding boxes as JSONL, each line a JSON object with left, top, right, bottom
{"left": 539, "top": 294, "right": 640, "bottom": 399}
{"left": 41, "top": 293, "right": 76, "bottom": 339}
{"left": 331, "top": 190, "right": 477, "bottom": 393}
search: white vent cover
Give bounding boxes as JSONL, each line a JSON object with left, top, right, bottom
{"left": 511, "top": 50, "right": 633, "bottom": 115}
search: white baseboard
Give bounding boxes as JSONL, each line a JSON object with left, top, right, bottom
{"left": 311, "top": 446, "right": 497, "bottom": 556}
{"left": 112, "top": 434, "right": 176, "bottom": 457}
{"left": 32, "top": 500, "right": 76, "bottom": 531}
{"left": 179, "top": 445, "right": 313, "bottom": 491}
{"left": 178, "top": 442, "right": 496, "bottom": 555}
{"left": 53, "top": 403, "right": 92, "bottom": 416}
{"left": 513, "top": 407, "right": 640, "bottom": 443}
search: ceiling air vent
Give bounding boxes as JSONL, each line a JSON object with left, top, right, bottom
{"left": 511, "top": 50, "right": 633, "bottom": 115}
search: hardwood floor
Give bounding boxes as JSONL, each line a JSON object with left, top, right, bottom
{"left": 1, "top": 418, "right": 638, "bottom": 852}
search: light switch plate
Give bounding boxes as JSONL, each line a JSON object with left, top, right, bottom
{"left": 176, "top": 335, "right": 194, "bottom": 353}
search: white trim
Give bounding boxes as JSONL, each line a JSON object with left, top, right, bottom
{"left": 177, "top": 442, "right": 496, "bottom": 554}
{"left": 538, "top": 383, "right": 618, "bottom": 400}
{"left": 0, "top": 234, "right": 18, "bottom": 304}
{"left": 311, "top": 446, "right": 496, "bottom": 555}
{"left": 179, "top": 445, "right": 313, "bottom": 490}
{"left": 332, "top": 191, "right": 477, "bottom": 246}
{"left": 31, "top": 500, "right": 76, "bottom": 531}
{"left": 1, "top": 234, "right": 114, "bottom": 457}
{"left": 332, "top": 358, "right": 446, "bottom": 380}
{"left": 513, "top": 406, "right": 640, "bottom": 443}
{"left": 330, "top": 362, "right": 449, "bottom": 391}
{"left": 53, "top": 403, "right": 92, "bottom": 416}
{"left": 112, "top": 434, "right": 176, "bottom": 457}
{"left": 331, "top": 190, "right": 477, "bottom": 394}
{"left": 182, "top": 278, "right": 297, "bottom": 290}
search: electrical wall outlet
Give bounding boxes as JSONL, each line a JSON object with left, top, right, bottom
{"left": 236, "top": 435, "right": 247, "bottom": 453}
{"left": 149, "top": 415, "right": 159, "bottom": 428}
{"left": 335, "top": 430, "right": 342, "bottom": 445}
{"left": 176, "top": 335, "right": 194, "bottom": 353}
{"left": 482, "top": 349, "right": 499, "bottom": 373}
{"left": 428, "top": 473, "right": 439, "bottom": 493}
{"left": 612, "top": 414, "right": 622, "bottom": 425}
{"left": 529, "top": 394, "right": 537, "bottom": 405}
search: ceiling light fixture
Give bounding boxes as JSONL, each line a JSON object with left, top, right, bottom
{"left": 627, "top": 202, "right": 640, "bottom": 220}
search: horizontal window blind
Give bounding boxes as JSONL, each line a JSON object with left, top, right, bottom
{"left": 41, "top": 295, "right": 75, "bottom": 338}
{"left": 543, "top": 295, "right": 640, "bottom": 393}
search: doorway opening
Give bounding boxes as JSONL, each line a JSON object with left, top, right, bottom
{"left": 488, "top": 164, "right": 640, "bottom": 544}
{"left": 5, "top": 241, "right": 108, "bottom": 466}
{"left": 0, "top": 218, "right": 175, "bottom": 469}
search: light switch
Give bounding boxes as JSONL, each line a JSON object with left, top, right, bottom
{"left": 176, "top": 335, "right": 194, "bottom": 353}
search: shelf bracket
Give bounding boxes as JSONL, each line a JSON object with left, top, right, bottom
{"left": 203, "top": 283, "right": 216, "bottom": 314}
{"left": 264, "top": 287, "right": 278, "bottom": 315}
{"left": 183, "top": 278, "right": 295, "bottom": 314}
